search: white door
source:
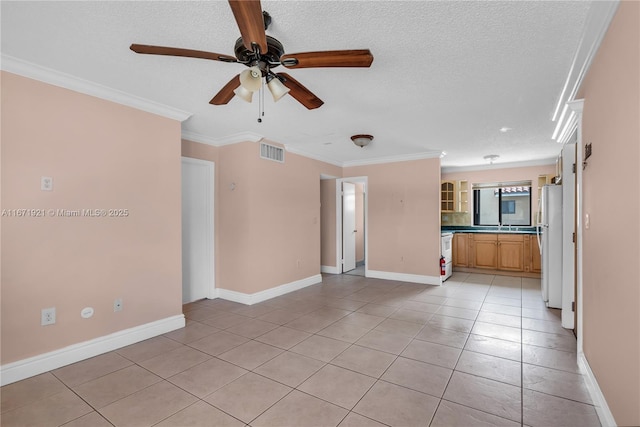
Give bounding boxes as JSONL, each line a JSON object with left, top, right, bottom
{"left": 181, "top": 158, "right": 214, "bottom": 303}
{"left": 342, "top": 182, "right": 356, "bottom": 272}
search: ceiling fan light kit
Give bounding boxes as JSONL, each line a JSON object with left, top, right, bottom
{"left": 351, "top": 134, "right": 374, "bottom": 148}
{"left": 239, "top": 66, "right": 263, "bottom": 92}
{"left": 266, "top": 74, "right": 290, "bottom": 102}
{"left": 130, "top": 0, "right": 373, "bottom": 116}
{"left": 233, "top": 85, "right": 254, "bottom": 103}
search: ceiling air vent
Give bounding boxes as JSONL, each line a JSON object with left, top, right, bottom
{"left": 260, "top": 142, "right": 285, "bottom": 163}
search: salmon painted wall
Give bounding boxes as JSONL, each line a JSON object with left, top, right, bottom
{"left": 1, "top": 72, "right": 183, "bottom": 364}
{"left": 320, "top": 179, "right": 337, "bottom": 268}
{"left": 442, "top": 164, "right": 556, "bottom": 226}
{"left": 577, "top": 2, "right": 639, "bottom": 424}
{"left": 344, "top": 158, "right": 441, "bottom": 278}
{"left": 182, "top": 139, "right": 219, "bottom": 163}
{"left": 183, "top": 139, "right": 341, "bottom": 294}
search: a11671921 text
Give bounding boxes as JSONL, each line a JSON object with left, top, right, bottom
{"left": 1, "top": 208, "right": 129, "bottom": 218}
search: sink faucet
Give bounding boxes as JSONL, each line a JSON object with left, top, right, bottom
{"left": 508, "top": 224, "right": 512, "bottom": 232}
{"left": 498, "top": 222, "right": 502, "bottom": 231}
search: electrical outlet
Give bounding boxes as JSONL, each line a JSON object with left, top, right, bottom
{"left": 114, "top": 298, "right": 123, "bottom": 312}
{"left": 41, "top": 307, "right": 56, "bottom": 326}
{"left": 41, "top": 176, "right": 53, "bottom": 191}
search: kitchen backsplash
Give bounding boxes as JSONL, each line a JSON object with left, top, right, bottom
{"left": 441, "top": 212, "right": 470, "bottom": 226}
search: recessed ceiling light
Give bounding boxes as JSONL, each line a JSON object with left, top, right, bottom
{"left": 499, "top": 127, "right": 512, "bottom": 133}
{"left": 483, "top": 154, "right": 500, "bottom": 164}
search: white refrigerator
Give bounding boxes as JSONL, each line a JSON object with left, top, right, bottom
{"left": 538, "top": 185, "right": 563, "bottom": 309}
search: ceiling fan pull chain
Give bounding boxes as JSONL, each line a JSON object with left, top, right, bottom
{"left": 257, "top": 80, "right": 264, "bottom": 123}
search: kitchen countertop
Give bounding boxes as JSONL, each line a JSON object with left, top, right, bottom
{"left": 442, "top": 226, "right": 537, "bottom": 235}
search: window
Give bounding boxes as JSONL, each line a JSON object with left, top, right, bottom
{"left": 472, "top": 181, "right": 531, "bottom": 226}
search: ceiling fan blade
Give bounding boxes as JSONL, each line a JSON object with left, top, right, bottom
{"left": 130, "top": 44, "right": 237, "bottom": 63}
{"left": 280, "top": 49, "right": 374, "bottom": 69}
{"left": 210, "top": 75, "right": 241, "bottom": 105}
{"left": 277, "top": 73, "right": 324, "bottom": 110}
{"left": 228, "top": 0, "right": 268, "bottom": 54}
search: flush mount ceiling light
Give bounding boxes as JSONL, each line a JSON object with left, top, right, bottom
{"left": 499, "top": 127, "right": 513, "bottom": 133}
{"left": 483, "top": 154, "right": 500, "bottom": 164}
{"left": 351, "top": 134, "right": 374, "bottom": 148}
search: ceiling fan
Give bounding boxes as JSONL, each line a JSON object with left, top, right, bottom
{"left": 130, "top": 0, "right": 374, "bottom": 110}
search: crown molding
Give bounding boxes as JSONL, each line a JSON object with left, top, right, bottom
{"left": 342, "top": 151, "right": 442, "bottom": 168}
{"left": 181, "top": 130, "right": 263, "bottom": 146}
{"left": 283, "top": 145, "right": 344, "bottom": 167}
{"left": 441, "top": 157, "right": 556, "bottom": 174}
{"left": 1, "top": 54, "right": 192, "bottom": 122}
{"left": 284, "top": 145, "right": 443, "bottom": 168}
{"left": 568, "top": 99, "right": 584, "bottom": 113}
{"left": 551, "top": 0, "right": 619, "bottom": 141}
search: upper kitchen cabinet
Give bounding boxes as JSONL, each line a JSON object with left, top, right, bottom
{"left": 441, "top": 181, "right": 455, "bottom": 212}
{"left": 441, "top": 180, "right": 468, "bottom": 213}
{"left": 457, "top": 180, "right": 469, "bottom": 213}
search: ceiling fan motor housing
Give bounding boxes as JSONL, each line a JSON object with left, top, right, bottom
{"left": 234, "top": 35, "right": 284, "bottom": 75}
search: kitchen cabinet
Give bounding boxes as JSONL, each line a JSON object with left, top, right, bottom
{"left": 471, "top": 234, "right": 498, "bottom": 270}
{"left": 441, "top": 181, "right": 455, "bottom": 212}
{"left": 460, "top": 233, "right": 539, "bottom": 274}
{"left": 453, "top": 233, "right": 469, "bottom": 267}
{"left": 497, "top": 234, "right": 525, "bottom": 272}
{"left": 441, "top": 180, "right": 468, "bottom": 213}
{"left": 530, "top": 235, "right": 542, "bottom": 273}
{"left": 457, "top": 180, "right": 469, "bottom": 213}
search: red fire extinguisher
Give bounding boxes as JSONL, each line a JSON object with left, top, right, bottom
{"left": 440, "top": 256, "right": 446, "bottom": 276}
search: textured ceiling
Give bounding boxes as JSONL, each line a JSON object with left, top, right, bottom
{"left": 1, "top": 1, "right": 592, "bottom": 168}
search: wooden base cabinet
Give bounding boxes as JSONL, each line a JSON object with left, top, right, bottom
{"left": 459, "top": 233, "right": 540, "bottom": 275}
{"left": 530, "top": 235, "right": 542, "bottom": 273}
{"left": 471, "top": 234, "right": 498, "bottom": 270}
{"left": 453, "top": 233, "right": 469, "bottom": 267}
{"left": 497, "top": 235, "right": 525, "bottom": 272}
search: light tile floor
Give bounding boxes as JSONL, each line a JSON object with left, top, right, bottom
{"left": 1, "top": 272, "right": 601, "bottom": 427}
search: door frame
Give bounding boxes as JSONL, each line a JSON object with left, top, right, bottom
{"left": 342, "top": 181, "right": 357, "bottom": 273}
{"left": 181, "top": 156, "right": 215, "bottom": 302}
{"left": 569, "top": 100, "right": 584, "bottom": 351}
{"left": 335, "top": 177, "right": 368, "bottom": 275}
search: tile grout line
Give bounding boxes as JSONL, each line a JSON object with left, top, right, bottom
{"left": 8, "top": 273, "right": 580, "bottom": 427}
{"left": 428, "top": 274, "right": 492, "bottom": 426}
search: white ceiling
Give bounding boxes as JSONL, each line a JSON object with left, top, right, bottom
{"left": 1, "top": 1, "right": 593, "bottom": 168}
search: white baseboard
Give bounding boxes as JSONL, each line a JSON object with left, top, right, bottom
{"left": 215, "top": 274, "right": 322, "bottom": 305}
{"left": 366, "top": 270, "right": 441, "bottom": 286}
{"left": 321, "top": 265, "right": 340, "bottom": 274}
{"left": 577, "top": 351, "right": 617, "bottom": 427}
{"left": 1, "top": 314, "right": 185, "bottom": 386}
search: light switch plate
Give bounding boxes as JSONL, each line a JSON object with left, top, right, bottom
{"left": 41, "top": 176, "right": 53, "bottom": 191}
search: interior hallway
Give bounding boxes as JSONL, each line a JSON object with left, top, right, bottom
{"left": 0, "top": 273, "right": 599, "bottom": 426}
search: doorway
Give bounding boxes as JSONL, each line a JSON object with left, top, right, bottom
{"left": 181, "top": 157, "right": 215, "bottom": 303}
{"left": 339, "top": 178, "right": 367, "bottom": 276}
